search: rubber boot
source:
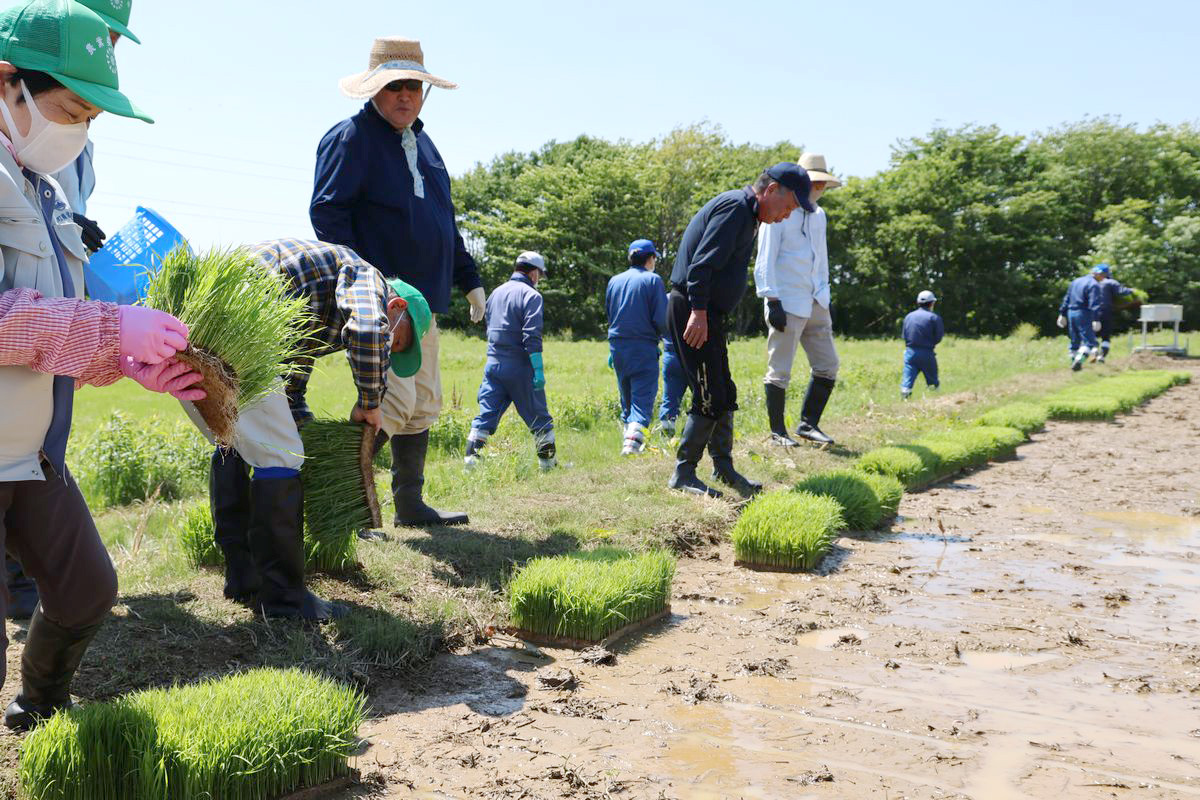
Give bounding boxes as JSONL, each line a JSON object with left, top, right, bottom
{"left": 4, "top": 608, "right": 102, "bottom": 731}
{"left": 463, "top": 429, "right": 488, "bottom": 468}
{"left": 392, "top": 431, "right": 469, "bottom": 526}
{"left": 621, "top": 422, "right": 645, "bottom": 456}
{"left": 668, "top": 414, "right": 723, "bottom": 498}
{"left": 796, "top": 377, "right": 836, "bottom": 445}
{"left": 765, "top": 383, "right": 799, "bottom": 447}
{"left": 5, "top": 556, "right": 39, "bottom": 620}
{"left": 209, "top": 449, "right": 260, "bottom": 603}
{"left": 1097, "top": 342, "right": 1109, "bottom": 363}
{"left": 708, "top": 412, "right": 762, "bottom": 497}
{"left": 249, "top": 475, "right": 345, "bottom": 621}
{"left": 1071, "top": 349, "right": 1087, "bottom": 371}
{"left": 536, "top": 430, "right": 557, "bottom": 471}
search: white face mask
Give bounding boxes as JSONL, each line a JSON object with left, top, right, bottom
{"left": 0, "top": 81, "right": 89, "bottom": 175}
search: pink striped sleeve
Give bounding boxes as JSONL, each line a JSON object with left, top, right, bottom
{"left": 0, "top": 288, "right": 124, "bottom": 386}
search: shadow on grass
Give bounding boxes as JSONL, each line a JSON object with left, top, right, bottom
{"left": 397, "top": 526, "right": 580, "bottom": 590}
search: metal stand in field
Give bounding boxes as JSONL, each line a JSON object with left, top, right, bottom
{"left": 1130, "top": 304, "right": 1188, "bottom": 356}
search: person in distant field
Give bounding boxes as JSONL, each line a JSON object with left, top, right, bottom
{"left": 658, "top": 333, "right": 687, "bottom": 437}
{"left": 1091, "top": 263, "right": 1135, "bottom": 363}
{"left": 1057, "top": 265, "right": 1106, "bottom": 371}
{"left": 606, "top": 239, "right": 667, "bottom": 456}
{"left": 900, "top": 290, "right": 944, "bottom": 400}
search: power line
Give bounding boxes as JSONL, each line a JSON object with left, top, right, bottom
{"left": 88, "top": 199, "right": 311, "bottom": 229}
{"left": 97, "top": 151, "right": 312, "bottom": 185}
{"left": 92, "top": 135, "right": 313, "bottom": 174}
{"left": 90, "top": 190, "right": 303, "bottom": 222}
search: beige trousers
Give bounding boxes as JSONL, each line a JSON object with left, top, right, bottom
{"left": 381, "top": 315, "right": 443, "bottom": 437}
{"left": 181, "top": 381, "right": 305, "bottom": 470}
{"left": 764, "top": 301, "right": 840, "bottom": 388}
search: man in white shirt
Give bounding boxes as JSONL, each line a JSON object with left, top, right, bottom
{"left": 753, "top": 153, "right": 841, "bottom": 446}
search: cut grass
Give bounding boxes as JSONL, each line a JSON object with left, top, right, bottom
{"left": 299, "top": 420, "right": 379, "bottom": 573}
{"left": 18, "top": 668, "right": 365, "bottom": 800}
{"left": 508, "top": 548, "right": 675, "bottom": 642}
{"left": 731, "top": 491, "right": 844, "bottom": 571}
{"left": 976, "top": 402, "right": 1049, "bottom": 435}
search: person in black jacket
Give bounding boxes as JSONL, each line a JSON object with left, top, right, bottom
{"left": 666, "top": 163, "right": 814, "bottom": 498}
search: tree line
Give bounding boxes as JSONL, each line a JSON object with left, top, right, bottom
{"left": 445, "top": 120, "right": 1199, "bottom": 338}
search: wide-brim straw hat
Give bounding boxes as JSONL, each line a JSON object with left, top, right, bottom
{"left": 798, "top": 153, "right": 842, "bottom": 188}
{"left": 339, "top": 37, "right": 457, "bottom": 99}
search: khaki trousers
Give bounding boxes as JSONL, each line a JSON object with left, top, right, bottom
{"left": 381, "top": 315, "right": 443, "bottom": 437}
{"left": 764, "top": 301, "right": 840, "bottom": 388}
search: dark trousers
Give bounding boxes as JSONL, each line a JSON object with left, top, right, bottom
{"left": 667, "top": 290, "right": 737, "bottom": 420}
{"left": 0, "top": 468, "right": 118, "bottom": 689}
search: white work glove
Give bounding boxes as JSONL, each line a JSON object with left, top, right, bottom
{"left": 1091, "top": 320, "right": 1102, "bottom": 333}
{"left": 467, "top": 287, "right": 486, "bottom": 324}
{"left": 1056, "top": 315, "right": 1067, "bottom": 329}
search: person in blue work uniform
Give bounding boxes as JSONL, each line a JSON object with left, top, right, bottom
{"left": 658, "top": 335, "right": 688, "bottom": 437}
{"left": 667, "top": 162, "right": 813, "bottom": 498}
{"left": 1057, "top": 266, "right": 1106, "bottom": 371}
{"left": 606, "top": 239, "right": 668, "bottom": 455}
{"left": 464, "top": 252, "right": 556, "bottom": 470}
{"left": 311, "top": 37, "right": 480, "bottom": 527}
{"left": 1091, "top": 264, "right": 1135, "bottom": 363}
{"left": 900, "top": 290, "right": 944, "bottom": 399}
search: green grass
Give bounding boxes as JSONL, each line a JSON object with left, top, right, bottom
{"left": 507, "top": 548, "right": 676, "bottom": 642}
{"left": 178, "top": 503, "right": 221, "bottom": 569}
{"left": 18, "top": 668, "right": 365, "bottom": 800}
{"left": 731, "top": 491, "right": 845, "bottom": 571}
{"left": 976, "top": 402, "right": 1049, "bottom": 435}
{"left": 298, "top": 420, "right": 373, "bottom": 573}
{"left": 792, "top": 469, "right": 885, "bottom": 531}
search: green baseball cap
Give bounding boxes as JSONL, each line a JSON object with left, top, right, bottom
{"left": 387, "top": 278, "right": 431, "bottom": 378}
{"left": 76, "top": 0, "right": 140, "bottom": 44}
{"left": 0, "top": 0, "right": 152, "bottom": 122}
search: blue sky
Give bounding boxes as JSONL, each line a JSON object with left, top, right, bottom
{"left": 85, "top": 0, "right": 1199, "bottom": 249}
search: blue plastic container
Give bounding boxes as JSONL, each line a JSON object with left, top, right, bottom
{"left": 83, "top": 206, "right": 189, "bottom": 304}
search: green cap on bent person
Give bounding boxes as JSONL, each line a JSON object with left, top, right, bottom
{"left": 0, "top": 0, "right": 152, "bottom": 122}
{"left": 387, "top": 278, "right": 432, "bottom": 378}
{"left": 75, "top": 0, "right": 140, "bottom": 44}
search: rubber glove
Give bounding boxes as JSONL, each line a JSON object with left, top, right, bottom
{"left": 1056, "top": 315, "right": 1067, "bottom": 329}
{"left": 72, "top": 213, "right": 105, "bottom": 253}
{"left": 530, "top": 351, "right": 546, "bottom": 391}
{"left": 1092, "top": 320, "right": 1102, "bottom": 332}
{"left": 467, "top": 287, "right": 486, "bottom": 324}
{"left": 119, "top": 306, "right": 188, "bottom": 364}
{"left": 765, "top": 298, "right": 787, "bottom": 332}
{"left": 120, "top": 356, "right": 206, "bottom": 401}
{"left": 607, "top": 353, "right": 614, "bottom": 370}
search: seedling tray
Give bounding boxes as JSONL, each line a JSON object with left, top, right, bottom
{"left": 277, "top": 771, "right": 359, "bottom": 800}
{"left": 508, "top": 606, "right": 672, "bottom": 650}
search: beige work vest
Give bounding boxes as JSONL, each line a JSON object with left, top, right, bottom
{"left": 0, "top": 147, "right": 91, "bottom": 482}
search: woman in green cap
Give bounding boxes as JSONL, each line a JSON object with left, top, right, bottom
{"left": 0, "top": 0, "right": 201, "bottom": 732}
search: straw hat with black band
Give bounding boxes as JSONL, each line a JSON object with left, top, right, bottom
{"left": 798, "top": 153, "right": 842, "bottom": 189}
{"left": 339, "top": 37, "right": 456, "bottom": 99}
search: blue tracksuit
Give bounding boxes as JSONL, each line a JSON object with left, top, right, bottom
{"left": 1096, "top": 278, "right": 1133, "bottom": 340}
{"left": 1059, "top": 275, "right": 1103, "bottom": 353}
{"left": 606, "top": 267, "right": 668, "bottom": 428}
{"left": 471, "top": 273, "right": 552, "bottom": 436}
{"left": 901, "top": 308, "right": 944, "bottom": 390}
{"left": 660, "top": 336, "right": 688, "bottom": 423}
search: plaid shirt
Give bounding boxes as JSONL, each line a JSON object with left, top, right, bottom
{"left": 246, "top": 239, "right": 396, "bottom": 420}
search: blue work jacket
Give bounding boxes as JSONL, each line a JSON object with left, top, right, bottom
{"left": 606, "top": 267, "right": 668, "bottom": 342}
{"left": 485, "top": 272, "right": 544, "bottom": 361}
{"left": 669, "top": 188, "right": 760, "bottom": 314}
{"left": 309, "top": 104, "right": 481, "bottom": 314}
{"left": 1097, "top": 278, "right": 1133, "bottom": 317}
{"left": 1059, "top": 275, "right": 1103, "bottom": 316}
{"left": 902, "top": 308, "right": 944, "bottom": 350}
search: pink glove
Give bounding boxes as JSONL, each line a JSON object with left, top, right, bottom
{"left": 118, "top": 306, "right": 189, "bottom": 365}
{"left": 120, "top": 356, "right": 207, "bottom": 401}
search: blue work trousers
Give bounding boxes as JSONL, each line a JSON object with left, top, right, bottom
{"left": 901, "top": 347, "right": 939, "bottom": 390}
{"left": 1067, "top": 309, "right": 1098, "bottom": 354}
{"left": 659, "top": 346, "right": 688, "bottom": 422}
{"left": 610, "top": 340, "right": 659, "bottom": 428}
{"left": 471, "top": 358, "right": 553, "bottom": 436}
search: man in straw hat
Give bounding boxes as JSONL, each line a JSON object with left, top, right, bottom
{"left": 311, "top": 37, "right": 479, "bottom": 528}
{"left": 753, "top": 152, "right": 842, "bottom": 447}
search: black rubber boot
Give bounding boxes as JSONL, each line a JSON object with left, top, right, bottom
{"left": 796, "top": 377, "right": 836, "bottom": 445}
{"left": 249, "top": 476, "right": 344, "bottom": 622}
{"left": 4, "top": 608, "right": 102, "bottom": 732}
{"left": 764, "top": 383, "right": 799, "bottom": 447}
{"left": 391, "top": 431, "right": 469, "bottom": 526}
{"left": 668, "top": 414, "right": 723, "bottom": 498}
{"left": 5, "top": 556, "right": 39, "bottom": 620}
{"left": 209, "top": 449, "right": 260, "bottom": 603}
{"left": 708, "top": 412, "right": 762, "bottom": 497}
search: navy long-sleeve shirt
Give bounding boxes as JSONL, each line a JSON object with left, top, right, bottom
{"left": 1059, "top": 275, "right": 1103, "bottom": 316}
{"left": 606, "top": 267, "right": 668, "bottom": 342}
{"left": 310, "top": 104, "right": 481, "bottom": 314}
{"left": 1097, "top": 277, "right": 1133, "bottom": 318}
{"left": 669, "top": 188, "right": 760, "bottom": 313}
{"left": 902, "top": 308, "right": 944, "bottom": 350}
{"left": 485, "top": 272, "right": 543, "bottom": 361}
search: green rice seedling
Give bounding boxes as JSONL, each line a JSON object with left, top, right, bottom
{"left": 730, "top": 491, "right": 844, "bottom": 571}
{"left": 75, "top": 412, "right": 210, "bottom": 507}
{"left": 1045, "top": 394, "right": 1122, "bottom": 420}
{"left": 916, "top": 426, "right": 1026, "bottom": 474}
{"left": 857, "top": 444, "right": 942, "bottom": 489}
{"left": 299, "top": 420, "right": 380, "bottom": 573}
{"left": 142, "top": 247, "right": 312, "bottom": 444}
{"left": 792, "top": 470, "right": 881, "bottom": 531}
{"left": 861, "top": 471, "right": 904, "bottom": 523}
{"left": 508, "top": 548, "right": 675, "bottom": 642}
{"left": 178, "top": 504, "right": 222, "bottom": 569}
{"left": 976, "top": 402, "right": 1049, "bottom": 435}
{"left": 18, "top": 667, "right": 366, "bottom": 800}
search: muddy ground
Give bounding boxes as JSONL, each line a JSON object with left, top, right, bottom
{"left": 350, "top": 371, "right": 1200, "bottom": 800}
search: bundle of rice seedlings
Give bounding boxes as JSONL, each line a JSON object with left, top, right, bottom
{"left": 19, "top": 668, "right": 365, "bottom": 800}
{"left": 792, "top": 469, "right": 881, "bottom": 531}
{"left": 915, "top": 426, "right": 1023, "bottom": 474}
{"left": 142, "top": 247, "right": 311, "bottom": 445}
{"left": 861, "top": 471, "right": 904, "bottom": 522}
{"left": 178, "top": 504, "right": 222, "bottom": 569}
{"left": 1045, "top": 394, "right": 1122, "bottom": 420}
{"left": 1045, "top": 370, "right": 1190, "bottom": 421}
{"left": 857, "top": 444, "right": 942, "bottom": 489}
{"left": 976, "top": 402, "right": 1049, "bottom": 435}
{"left": 299, "top": 419, "right": 381, "bottom": 573}
{"left": 508, "top": 548, "right": 675, "bottom": 643}
{"left": 731, "top": 491, "right": 844, "bottom": 571}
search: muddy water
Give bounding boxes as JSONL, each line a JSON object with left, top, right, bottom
{"left": 356, "top": 374, "right": 1200, "bottom": 799}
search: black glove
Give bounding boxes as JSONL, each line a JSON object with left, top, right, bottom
{"left": 72, "top": 213, "right": 106, "bottom": 253}
{"left": 766, "top": 298, "right": 787, "bottom": 332}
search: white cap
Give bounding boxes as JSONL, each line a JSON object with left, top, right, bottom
{"left": 516, "top": 251, "right": 547, "bottom": 273}
{"left": 917, "top": 290, "right": 937, "bottom": 304}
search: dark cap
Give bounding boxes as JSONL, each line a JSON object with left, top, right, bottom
{"left": 765, "top": 162, "right": 816, "bottom": 213}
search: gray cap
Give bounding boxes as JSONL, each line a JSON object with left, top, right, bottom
{"left": 516, "top": 251, "right": 547, "bottom": 274}
{"left": 917, "top": 290, "right": 937, "bottom": 304}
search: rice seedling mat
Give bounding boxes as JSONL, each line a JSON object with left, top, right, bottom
{"left": 507, "top": 606, "right": 673, "bottom": 650}
{"left": 300, "top": 420, "right": 382, "bottom": 572}
{"left": 276, "top": 771, "right": 360, "bottom": 800}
